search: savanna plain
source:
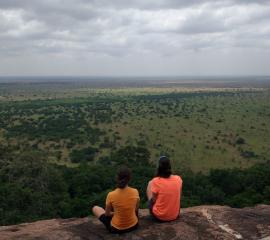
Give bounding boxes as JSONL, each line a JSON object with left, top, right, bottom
{"left": 0, "top": 77, "right": 270, "bottom": 225}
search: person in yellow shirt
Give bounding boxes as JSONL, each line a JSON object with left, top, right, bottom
{"left": 92, "top": 166, "right": 140, "bottom": 233}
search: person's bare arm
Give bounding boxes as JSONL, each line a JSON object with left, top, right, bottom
{"left": 105, "top": 203, "right": 114, "bottom": 217}
{"left": 135, "top": 198, "right": 140, "bottom": 217}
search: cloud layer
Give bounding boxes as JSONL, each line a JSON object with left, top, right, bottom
{"left": 0, "top": 0, "right": 270, "bottom": 76}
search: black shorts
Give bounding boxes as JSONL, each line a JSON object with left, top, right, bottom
{"left": 99, "top": 214, "right": 138, "bottom": 234}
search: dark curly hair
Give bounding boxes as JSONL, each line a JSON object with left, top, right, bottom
{"left": 156, "top": 156, "right": 172, "bottom": 178}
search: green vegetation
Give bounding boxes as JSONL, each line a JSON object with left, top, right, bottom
{"left": 1, "top": 89, "right": 269, "bottom": 171}
{"left": 0, "top": 81, "right": 270, "bottom": 225}
{"left": 70, "top": 147, "right": 98, "bottom": 163}
{"left": 1, "top": 146, "right": 270, "bottom": 225}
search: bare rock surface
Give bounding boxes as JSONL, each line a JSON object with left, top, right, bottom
{"left": 1, "top": 205, "right": 270, "bottom": 240}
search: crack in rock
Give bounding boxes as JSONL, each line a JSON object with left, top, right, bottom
{"left": 202, "top": 208, "right": 243, "bottom": 239}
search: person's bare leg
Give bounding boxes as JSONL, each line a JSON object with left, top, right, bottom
{"left": 146, "top": 180, "right": 153, "bottom": 200}
{"left": 92, "top": 206, "right": 105, "bottom": 218}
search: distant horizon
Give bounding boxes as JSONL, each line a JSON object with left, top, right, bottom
{"left": 1, "top": 74, "right": 270, "bottom": 78}
{"left": 1, "top": 75, "right": 270, "bottom": 85}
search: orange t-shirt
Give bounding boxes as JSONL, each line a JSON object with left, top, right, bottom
{"left": 106, "top": 186, "right": 139, "bottom": 230}
{"left": 151, "top": 175, "right": 182, "bottom": 221}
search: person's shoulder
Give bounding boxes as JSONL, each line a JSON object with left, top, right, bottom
{"left": 128, "top": 186, "right": 139, "bottom": 193}
{"left": 152, "top": 176, "right": 160, "bottom": 182}
{"left": 172, "top": 174, "right": 183, "bottom": 182}
{"left": 152, "top": 176, "right": 166, "bottom": 184}
{"left": 107, "top": 188, "right": 117, "bottom": 197}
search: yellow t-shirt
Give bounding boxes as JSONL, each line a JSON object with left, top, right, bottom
{"left": 106, "top": 186, "right": 139, "bottom": 230}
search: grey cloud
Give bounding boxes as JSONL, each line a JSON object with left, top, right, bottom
{"left": 179, "top": 12, "right": 228, "bottom": 34}
{"left": 82, "top": 0, "right": 270, "bottom": 10}
{"left": 0, "top": 0, "right": 270, "bottom": 75}
{"left": 1, "top": 1, "right": 268, "bottom": 12}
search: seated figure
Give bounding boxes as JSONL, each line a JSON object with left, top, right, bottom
{"left": 147, "top": 156, "right": 183, "bottom": 221}
{"left": 92, "top": 166, "right": 140, "bottom": 233}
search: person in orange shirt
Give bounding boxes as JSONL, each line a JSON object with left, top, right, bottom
{"left": 92, "top": 166, "right": 140, "bottom": 233}
{"left": 147, "top": 156, "right": 183, "bottom": 221}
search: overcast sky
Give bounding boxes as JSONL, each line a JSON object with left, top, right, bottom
{"left": 0, "top": 0, "right": 270, "bottom": 76}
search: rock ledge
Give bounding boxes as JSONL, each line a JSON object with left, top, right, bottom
{"left": 1, "top": 205, "right": 270, "bottom": 240}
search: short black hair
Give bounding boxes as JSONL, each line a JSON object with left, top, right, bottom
{"left": 156, "top": 156, "right": 172, "bottom": 178}
{"left": 116, "top": 166, "right": 131, "bottom": 188}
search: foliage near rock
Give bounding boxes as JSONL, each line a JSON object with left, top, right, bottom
{"left": 0, "top": 146, "right": 270, "bottom": 225}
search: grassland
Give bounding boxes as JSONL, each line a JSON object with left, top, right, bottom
{"left": 0, "top": 79, "right": 269, "bottom": 172}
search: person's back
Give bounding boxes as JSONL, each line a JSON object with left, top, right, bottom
{"left": 92, "top": 167, "right": 140, "bottom": 234}
{"left": 147, "top": 156, "right": 183, "bottom": 221}
{"left": 107, "top": 186, "right": 139, "bottom": 230}
{"left": 151, "top": 175, "right": 182, "bottom": 221}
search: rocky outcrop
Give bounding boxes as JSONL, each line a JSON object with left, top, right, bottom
{"left": 1, "top": 205, "right": 270, "bottom": 240}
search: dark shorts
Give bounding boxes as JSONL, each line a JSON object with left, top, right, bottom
{"left": 99, "top": 214, "right": 138, "bottom": 234}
